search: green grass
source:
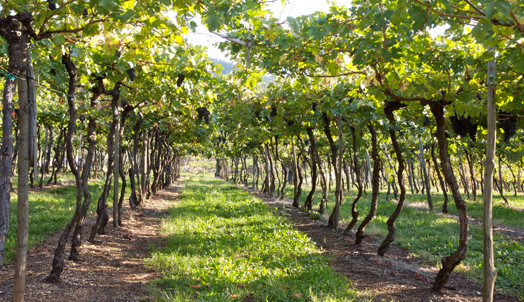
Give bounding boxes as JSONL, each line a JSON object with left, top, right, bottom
{"left": 394, "top": 192, "right": 524, "bottom": 229}
{"left": 171, "top": 159, "right": 524, "bottom": 299}
{"left": 146, "top": 172, "right": 361, "bottom": 302}
{"left": 279, "top": 183, "right": 523, "bottom": 299}
{"left": 272, "top": 178, "right": 524, "bottom": 229}
{"left": 5, "top": 170, "right": 134, "bottom": 264}
{"left": 5, "top": 182, "right": 103, "bottom": 262}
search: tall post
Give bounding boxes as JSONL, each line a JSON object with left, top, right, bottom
{"left": 482, "top": 47, "right": 497, "bottom": 302}
{"left": 113, "top": 99, "right": 121, "bottom": 227}
{"left": 13, "top": 32, "right": 33, "bottom": 302}
{"left": 141, "top": 131, "right": 148, "bottom": 198}
{"left": 419, "top": 140, "right": 433, "bottom": 210}
{"left": 30, "top": 101, "right": 37, "bottom": 183}
{"left": 291, "top": 138, "right": 299, "bottom": 207}
{"left": 333, "top": 115, "right": 344, "bottom": 229}
{"left": 252, "top": 156, "right": 257, "bottom": 188}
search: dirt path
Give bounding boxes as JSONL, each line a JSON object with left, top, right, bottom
{"left": 0, "top": 185, "right": 180, "bottom": 302}
{"left": 243, "top": 187, "right": 519, "bottom": 302}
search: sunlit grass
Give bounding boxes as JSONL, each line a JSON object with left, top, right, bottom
{"left": 5, "top": 182, "right": 102, "bottom": 262}
{"left": 5, "top": 171, "right": 133, "bottom": 263}
{"left": 283, "top": 182, "right": 523, "bottom": 299}
{"left": 183, "top": 158, "right": 523, "bottom": 299}
{"left": 146, "top": 172, "right": 362, "bottom": 301}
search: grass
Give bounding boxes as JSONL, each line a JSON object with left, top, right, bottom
{"left": 395, "top": 192, "right": 524, "bottom": 229}
{"left": 4, "top": 182, "right": 103, "bottom": 263}
{"left": 146, "top": 172, "right": 362, "bottom": 302}
{"left": 151, "top": 158, "right": 524, "bottom": 299}
{"left": 5, "top": 172, "right": 133, "bottom": 264}
{"left": 277, "top": 182, "right": 523, "bottom": 300}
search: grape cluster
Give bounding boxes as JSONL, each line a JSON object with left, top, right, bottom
{"left": 283, "top": 112, "right": 294, "bottom": 126}
{"left": 176, "top": 73, "right": 185, "bottom": 87}
{"left": 48, "top": 0, "right": 58, "bottom": 10}
{"left": 126, "top": 68, "right": 135, "bottom": 81}
{"left": 196, "top": 107, "right": 210, "bottom": 124}
{"left": 384, "top": 100, "right": 407, "bottom": 117}
{"left": 217, "top": 136, "right": 226, "bottom": 147}
{"left": 254, "top": 109, "right": 261, "bottom": 120}
{"left": 450, "top": 114, "right": 477, "bottom": 141}
{"left": 270, "top": 105, "right": 277, "bottom": 118}
{"left": 498, "top": 110, "right": 518, "bottom": 142}
{"left": 423, "top": 115, "right": 430, "bottom": 127}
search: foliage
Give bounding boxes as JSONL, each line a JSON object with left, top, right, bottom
{"left": 0, "top": 0, "right": 523, "bottom": 299}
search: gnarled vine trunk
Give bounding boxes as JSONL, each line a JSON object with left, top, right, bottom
{"left": 0, "top": 15, "right": 21, "bottom": 268}
{"left": 419, "top": 140, "right": 433, "bottom": 209}
{"left": 304, "top": 127, "right": 318, "bottom": 212}
{"left": 355, "top": 123, "right": 380, "bottom": 245}
{"left": 377, "top": 101, "right": 406, "bottom": 255}
{"left": 291, "top": 139, "right": 300, "bottom": 207}
{"left": 465, "top": 150, "right": 477, "bottom": 201}
{"left": 343, "top": 126, "right": 362, "bottom": 234}
{"left": 47, "top": 126, "right": 66, "bottom": 185}
{"left": 430, "top": 102, "right": 469, "bottom": 292}
{"left": 68, "top": 78, "right": 106, "bottom": 263}
{"left": 46, "top": 52, "right": 84, "bottom": 282}
{"left": 89, "top": 84, "right": 120, "bottom": 241}
{"left": 68, "top": 114, "right": 96, "bottom": 251}
{"left": 130, "top": 115, "right": 143, "bottom": 208}
{"left": 323, "top": 112, "right": 343, "bottom": 229}
{"left": 495, "top": 157, "right": 508, "bottom": 204}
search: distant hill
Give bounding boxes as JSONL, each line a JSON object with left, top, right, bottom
{"left": 210, "top": 58, "right": 235, "bottom": 74}
{"left": 209, "top": 57, "right": 273, "bottom": 87}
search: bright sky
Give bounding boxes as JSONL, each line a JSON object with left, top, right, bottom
{"left": 185, "top": 0, "right": 341, "bottom": 60}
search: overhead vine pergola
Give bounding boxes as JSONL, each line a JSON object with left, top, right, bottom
{"left": 0, "top": 0, "right": 522, "bottom": 301}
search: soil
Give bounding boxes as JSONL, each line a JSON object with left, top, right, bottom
{"left": 0, "top": 178, "right": 520, "bottom": 302}
{"left": 0, "top": 185, "right": 179, "bottom": 302}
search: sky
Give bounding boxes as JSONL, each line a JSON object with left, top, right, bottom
{"left": 185, "top": 0, "right": 341, "bottom": 60}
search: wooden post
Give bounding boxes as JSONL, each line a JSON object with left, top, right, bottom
{"left": 482, "top": 47, "right": 497, "bottom": 302}
{"left": 113, "top": 99, "right": 120, "bottom": 227}
{"left": 419, "top": 140, "right": 433, "bottom": 210}
{"left": 333, "top": 114, "right": 344, "bottom": 229}
{"left": 13, "top": 33, "right": 33, "bottom": 302}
